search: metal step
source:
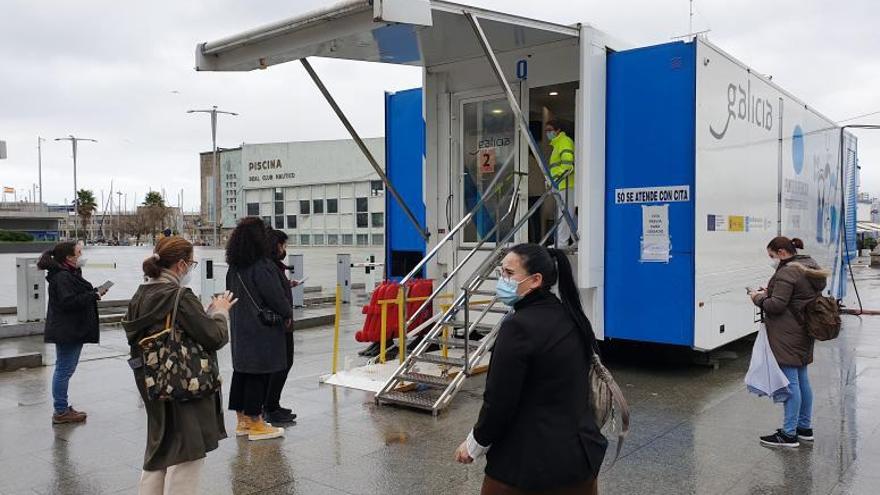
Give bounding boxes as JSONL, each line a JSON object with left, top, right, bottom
{"left": 443, "top": 321, "right": 494, "bottom": 332}
{"left": 426, "top": 336, "right": 479, "bottom": 349}
{"left": 413, "top": 354, "right": 467, "bottom": 367}
{"left": 469, "top": 289, "right": 496, "bottom": 297}
{"left": 396, "top": 372, "right": 453, "bottom": 388}
{"left": 377, "top": 389, "right": 442, "bottom": 411}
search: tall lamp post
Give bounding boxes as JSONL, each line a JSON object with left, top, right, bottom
{"left": 55, "top": 135, "right": 97, "bottom": 240}
{"left": 187, "top": 106, "right": 237, "bottom": 246}
{"left": 37, "top": 137, "right": 45, "bottom": 204}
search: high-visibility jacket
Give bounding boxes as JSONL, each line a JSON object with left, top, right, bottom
{"left": 549, "top": 131, "right": 575, "bottom": 191}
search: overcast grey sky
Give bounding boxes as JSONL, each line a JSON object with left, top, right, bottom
{"left": 1, "top": 0, "right": 878, "bottom": 210}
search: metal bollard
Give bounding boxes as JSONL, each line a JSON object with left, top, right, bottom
{"left": 16, "top": 257, "right": 46, "bottom": 322}
{"left": 199, "top": 258, "right": 215, "bottom": 305}
{"left": 336, "top": 254, "right": 351, "bottom": 304}
{"left": 288, "top": 254, "right": 304, "bottom": 308}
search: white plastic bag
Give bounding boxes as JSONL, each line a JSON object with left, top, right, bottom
{"left": 744, "top": 325, "right": 790, "bottom": 403}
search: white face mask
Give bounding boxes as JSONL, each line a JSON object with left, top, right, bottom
{"left": 76, "top": 257, "right": 88, "bottom": 268}
{"left": 179, "top": 262, "right": 194, "bottom": 286}
{"left": 769, "top": 258, "right": 779, "bottom": 269}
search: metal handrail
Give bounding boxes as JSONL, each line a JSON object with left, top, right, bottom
{"left": 397, "top": 123, "right": 520, "bottom": 289}
{"left": 401, "top": 168, "right": 522, "bottom": 327}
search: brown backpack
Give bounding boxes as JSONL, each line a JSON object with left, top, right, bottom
{"left": 801, "top": 295, "right": 841, "bottom": 341}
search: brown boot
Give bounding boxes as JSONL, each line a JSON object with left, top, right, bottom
{"left": 53, "top": 407, "right": 87, "bottom": 425}
{"left": 246, "top": 416, "right": 285, "bottom": 441}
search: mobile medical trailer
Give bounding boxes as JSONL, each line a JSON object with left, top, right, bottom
{"left": 195, "top": 0, "right": 857, "bottom": 413}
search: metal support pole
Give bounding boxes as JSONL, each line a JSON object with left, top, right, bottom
{"left": 288, "top": 253, "right": 304, "bottom": 307}
{"left": 332, "top": 284, "right": 342, "bottom": 374}
{"left": 336, "top": 253, "right": 351, "bottom": 304}
{"left": 300, "top": 58, "right": 429, "bottom": 243}
{"left": 464, "top": 13, "right": 579, "bottom": 242}
{"left": 37, "top": 137, "right": 44, "bottom": 204}
{"left": 397, "top": 284, "right": 406, "bottom": 363}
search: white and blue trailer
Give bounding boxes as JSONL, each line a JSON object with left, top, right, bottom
{"left": 195, "top": 1, "right": 857, "bottom": 366}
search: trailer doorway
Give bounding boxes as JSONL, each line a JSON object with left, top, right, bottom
{"left": 527, "top": 81, "right": 579, "bottom": 244}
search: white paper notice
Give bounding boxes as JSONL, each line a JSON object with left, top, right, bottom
{"left": 641, "top": 204, "right": 670, "bottom": 263}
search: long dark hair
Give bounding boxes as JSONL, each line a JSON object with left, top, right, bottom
{"left": 37, "top": 241, "right": 77, "bottom": 270}
{"left": 508, "top": 243, "right": 596, "bottom": 353}
{"left": 226, "top": 217, "right": 270, "bottom": 268}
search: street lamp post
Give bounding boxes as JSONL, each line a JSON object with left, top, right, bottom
{"left": 187, "top": 106, "right": 237, "bottom": 247}
{"left": 37, "top": 137, "right": 45, "bottom": 204}
{"left": 55, "top": 135, "right": 97, "bottom": 240}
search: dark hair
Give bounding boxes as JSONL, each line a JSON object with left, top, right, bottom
{"left": 143, "top": 236, "right": 193, "bottom": 279}
{"left": 268, "top": 229, "right": 289, "bottom": 260}
{"left": 508, "top": 243, "right": 596, "bottom": 352}
{"left": 546, "top": 119, "right": 562, "bottom": 131}
{"left": 226, "top": 217, "right": 270, "bottom": 268}
{"left": 767, "top": 236, "right": 803, "bottom": 255}
{"left": 37, "top": 241, "right": 78, "bottom": 270}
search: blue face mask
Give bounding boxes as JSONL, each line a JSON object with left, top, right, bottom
{"left": 546, "top": 130, "right": 557, "bottom": 141}
{"left": 495, "top": 275, "right": 533, "bottom": 306}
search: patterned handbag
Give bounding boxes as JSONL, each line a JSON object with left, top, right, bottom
{"left": 137, "top": 288, "right": 222, "bottom": 401}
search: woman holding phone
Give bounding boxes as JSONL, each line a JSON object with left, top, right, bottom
{"left": 38, "top": 241, "right": 108, "bottom": 425}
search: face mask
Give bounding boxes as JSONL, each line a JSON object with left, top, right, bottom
{"left": 546, "top": 131, "right": 557, "bottom": 141}
{"left": 769, "top": 258, "right": 779, "bottom": 269}
{"left": 76, "top": 257, "right": 88, "bottom": 268}
{"left": 495, "top": 275, "right": 533, "bottom": 306}
{"left": 180, "top": 262, "right": 194, "bottom": 286}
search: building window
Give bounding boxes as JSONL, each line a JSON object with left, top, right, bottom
{"left": 372, "top": 213, "right": 384, "bottom": 227}
{"left": 300, "top": 234, "right": 310, "bottom": 245}
{"left": 274, "top": 215, "right": 284, "bottom": 229}
{"left": 342, "top": 234, "right": 353, "bottom": 246}
{"left": 313, "top": 199, "right": 324, "bottom": 214}
{"left": 247, "top": 203, "right": 259, "bottom": 216}
{"left": 300, "top": 200, "right": 310, "bottom": 215}
{"left": 357, "top": 234, "right": 369, "bottom": 246}
{"left": 356, "top": 213, "right": 368, "bottom": 228}
{"left": 274, "top": 201, "right": 284, "bottom": 214}
{"left": 326, "top": 198, "right": 338, "bottom": 214}
{"left": 275, "top": 189, "right": 284, "bottom": 202}
{"left": 372, "top": 234, "right": 384, "bottom": 245}
{"left": 327, "top": 234, "right": 339, "bottom": 245}
{"left": 286, "top": 215, "right": 297, "bottom": 229}
{"left": 371, "top": 180, "right": 384, "bottom": 196}
{"left": 313, "top": 234, "right": 325, "bottom": 245}
{"left": 356, "top": 197, "right": 368, "bottom": 212}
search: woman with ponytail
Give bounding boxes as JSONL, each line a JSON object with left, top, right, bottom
{"left": 455, "top": 243, "right": 607, "bottom": 495}
{"left": 37, "top": 241, "right": 104, "bottom": 425}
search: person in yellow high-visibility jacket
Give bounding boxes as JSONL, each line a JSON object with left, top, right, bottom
{"left": 545, "top": 120, "right": 576, "bottom": 246}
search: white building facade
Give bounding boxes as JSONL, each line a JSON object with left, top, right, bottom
{"left": 212, "top": 139, "right": 386, "bottom": 247}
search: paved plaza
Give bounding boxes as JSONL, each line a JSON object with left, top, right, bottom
{"left": 1, "top": 264, "right": 880, "bottom": 494}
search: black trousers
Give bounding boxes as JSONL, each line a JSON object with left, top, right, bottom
{"left": 228, "top": 372, "right": 270, "bottom": 417}
{"left": 264, "top": 331, "right": 294, "bottom": 412}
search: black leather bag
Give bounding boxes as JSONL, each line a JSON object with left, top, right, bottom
{"left": 236, "top": 272, "right": 283, "bottom": 326}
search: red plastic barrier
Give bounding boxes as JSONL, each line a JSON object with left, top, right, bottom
{"left": 354, "top": 279, "right": 434, "bottom": 343}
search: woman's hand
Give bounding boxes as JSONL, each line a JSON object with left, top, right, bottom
{"left": 454, "top": 441, "right": 473, "bottom": 464}
{"left": 211, "top": 290, "right": 238, "bottom": 312}
{"left": 750, "top": 289, "right": 766, "bottom": 303}
{"left": 289, "top": 279, "right": 300, "bottom": 288}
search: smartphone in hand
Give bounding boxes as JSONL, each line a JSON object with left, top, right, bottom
{"left": 98, "top": 280, "right": 114, "bottom": 294}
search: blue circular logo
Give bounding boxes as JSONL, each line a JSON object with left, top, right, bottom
{"left": 792, "top": 125, "right": 804, "bottom": 175}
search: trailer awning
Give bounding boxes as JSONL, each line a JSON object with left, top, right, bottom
{"left": 195, "top": 0, "right": 579, "bottom": 71}
{"left": 857, "top": 221, "right": 880, "bottom": 234}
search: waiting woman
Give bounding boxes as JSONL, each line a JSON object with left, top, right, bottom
{"left": 123, "top": 236, "right": 236, "bottom": 494}
{"left": 455, "top": 244, "right": 607, "bottom": 495}
{"left": 263, "top": 229, "right": 298, "bottom": 424}
{"left": 749, "top": 236, "right": 828, "bottom": 448}
{"left": 226, "top": 218, "right": 292, "bottom": 440}
{"left": 38, "top": 241, "right": 106, "bottom": 425}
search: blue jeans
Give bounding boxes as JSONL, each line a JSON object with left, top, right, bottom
{"left": 53, "top": 343, "right": 84, "bottom": 414}
{"left": 780, "top": 365, "right": 813, "bottom": 436}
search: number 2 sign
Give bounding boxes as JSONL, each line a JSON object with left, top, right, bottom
{"left": 477, "top": 148, "right": 496, "bottom": 174}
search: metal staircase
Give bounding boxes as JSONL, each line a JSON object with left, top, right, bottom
{"left": 375, "top": 168, "right": 573, "bottom": 415}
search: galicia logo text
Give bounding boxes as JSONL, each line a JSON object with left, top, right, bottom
{"left": 709, "top": 80, "right": 774, "bottom": 140}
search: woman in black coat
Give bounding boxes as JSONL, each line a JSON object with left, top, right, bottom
{"left": 225, "top": 218, "right": 293, "bottom": 441}
{"left": 37, "top": 241, "right": 108, "bottom": 425}
{"left": 455, "top": 244, "right": 607, "bottom": 495}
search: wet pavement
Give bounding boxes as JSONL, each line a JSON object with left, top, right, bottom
{"left": 1, "top": 262, "right": 879, "bottom": 494}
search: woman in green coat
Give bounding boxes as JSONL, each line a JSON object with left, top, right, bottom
{"left": 123, "top": 236, "right": 237, "bottom": 494}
